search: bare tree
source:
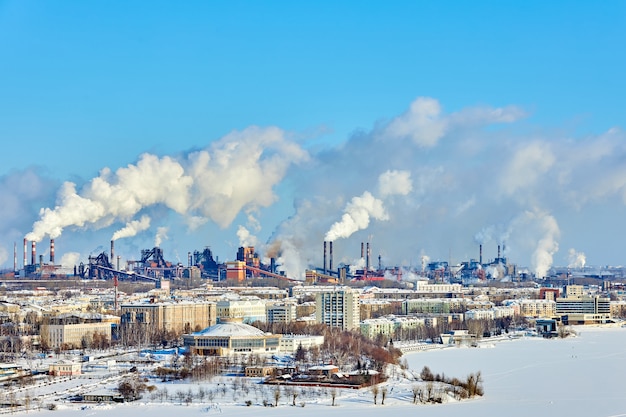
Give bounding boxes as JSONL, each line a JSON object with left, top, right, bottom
{"left": 274, "top": 387, "right": 281, "bottom": 407}
{"left": 381, "top": 387, "right": 387, "bottom": 405}
{"left": 330, "top": 388, "right": 337, "bottom": 406}
{"left": 371, "top": 385, "right": 379, "bottom": 405}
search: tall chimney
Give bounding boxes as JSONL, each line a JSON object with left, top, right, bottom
{"left": 361, "top": 242, "right": 364, "bottom": 259}
{"left": 110, "top": 240, "right": 115, "bottom": 266}
{"left": 31, "top": 241, "right": 36, "bottom": 266}
{"left": 323, "top": 241, "right": 327, "bottom": 274}
{"left": 366, "top": 242, "right": 371, "bottom": 270}
{"left": 479, "top": 244, "right": 483, "bottom": 264}
{"left": 329, "top": 241, "right": 333, "bottom": 272}
{"left": 50, "top": 238, "right": 55, "bottom": 264}
{"left": 13, "top": 242, "right": 17, "bottom": 272}
{"left": 23, "top": 238, "right": 27, "bottom": 269}
{"left": 188, "top": 252, "right": 192, "bottom": 267}
{"left": 498, "top": 244, "right": 501, "bottom": 259}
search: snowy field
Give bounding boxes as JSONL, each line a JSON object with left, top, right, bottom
{"left": 6, "top": 325, "right": 626, "bottom": 417}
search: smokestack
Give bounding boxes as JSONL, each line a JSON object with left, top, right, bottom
{"left": 323, "top": 241, "right": 327, "bottom": 274}
{"left": 329, "top": 241, "right": 333, "bottom": 272}
{"left": 270, "top": 257, "right": 276, "bottom": 274}
{"left": 366, "top": 242, "right": 370, "bottom": 271}
{"left": 50, "top": 238, "right": 55, "bottom": 264}
{"left": 31, "top": 241, "right": 36, "bottom": 266}
{"left": 188, "top": 252, "right": 192, "bottom": 267}
{"left": 361, "top": 242, "right": 364, "bottom": 259}
{"left": 13, "top": 242, "right": 17, "bottom": 272}
{"left": 117, "top": 255, "right": 121, "bottom": 271}
{"left": 479, "top": 244, "right": 483, "bottom": 264}
{"left": 23, "top": 238, "right": 27, "bottom": 269}
{"left": 110, "top": 240, "right": 115, "bottom": 266}
{"left": 498, "top": 244, "right": 501, "bottom": 259}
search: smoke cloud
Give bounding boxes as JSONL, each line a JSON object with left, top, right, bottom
{"left": 324, "top": 191, "right": 388, "bottom": 241}
{"left": 25, "top": 126, "right": 308, "bottom": 247}
{"left": 155, "top": 226, "right": 169, "bottom": 247}
{"left": 112, "top": 215, "right": 151, "bottom": 241}
{"left": 12, "top": 96, "right": 626, "bottom": 277}
{"left": 568, "top": 249, "right": 587, "bottom": 269}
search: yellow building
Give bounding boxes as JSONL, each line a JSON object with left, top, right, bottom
{"left": 120, "top": 301, "right": 217, "bottom": 335}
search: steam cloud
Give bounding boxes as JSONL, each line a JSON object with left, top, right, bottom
{"left": 9, "top": 96, "right": 626, "bottom": 277}
{"left": 24, "top": 127, "right": 308, "bottom": 244}
{"left": 112, "top": 215, "right": 151, "bottom": 241}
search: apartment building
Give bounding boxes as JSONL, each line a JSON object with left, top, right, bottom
{"left": 315, "top": 287, "right": 360, "bottom": 330}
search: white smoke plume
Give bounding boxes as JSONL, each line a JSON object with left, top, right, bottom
{"left": 112, "top": 215, "right": 151, "bottom": 241}
{"left": 25, "top": 126, "right": 308, "bottom": 244}
{"left": 378, "top": 170, "right": 413, "bottom": 197}
{"left": 237, "top": 225, "right": 258, "bottom": 248}
{"left": 60, "top": 252, "right": 80, "bottom": 268}
{"left": 568, "top": 248, "right": 587, "bottom": 269}
{"left": 324, "top": 191, "right": 388, "bottom": 241}
{"left": 155, "top": 226, "right": 169, "bottom": 247}
{"left": 510, "top": 210, "right": 560, "bottom": 278}
{"left": 0, "top": 246, "right": 7, "bottom": 266}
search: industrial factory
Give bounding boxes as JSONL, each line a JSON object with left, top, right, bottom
{"left": 5, "top": 235, "right": 621, "bottom": 286}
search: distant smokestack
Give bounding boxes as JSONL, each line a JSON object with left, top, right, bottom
{"left": 39, "top": 254, "right": 43, "bottom": 267}
{"left": 378, "top": 254, "right": 382, "bottom": 271}
{"left": 188, "top": 252, "right": 192, "bottom": 267}
{"left": 270, "top": 257, "right": 276, "bottom": 274}
{"left": 329, "top": 241, "right": 333, "bottom": 272}
{"left": 323, "top": 241, "right": 327, "bottom": 274}
{"left": 117, "top": 256, "right": 121, "bottom": 271}
{"left": 23, "top": 238, "right": 27, "bottom": 269}
{"left": 498, "top": 244, "right": 501, "bottom": 259}
{"left": 361, "top": 242, "right": 364, "bottom": 259}
{"left": 31, "top": 241, "right": 36, "bottom": 266}
{"left": 110, "top": 240, "right": 115, "bottom": 266}
{"left": 366, "top": 242, "right": 371, "bottom": 270}
{"left": 50, "top": 238, "right": 55, "bottom": 264}
{"left": 13, "top": 242, "right": 17, "bottom": 272}
{"left": 479, "top": 244, "right": 483, "bottom": 264}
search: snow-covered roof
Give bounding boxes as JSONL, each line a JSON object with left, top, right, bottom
{"left": 194, "top": 321, "right": 268, "bottom": 337}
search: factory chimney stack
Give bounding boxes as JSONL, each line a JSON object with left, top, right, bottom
{"left": 31, "top": 241, "right": 36, "bottom": 266}
{"left": 498, "top": 244, "right": 501, "bottom": 259}
{"left": 329, "top": 241, "right": 333, "bottom": 272}
{"left": 110, "top": 240, "right": 115, "bottom": 267}
{"left": 323, "top": 241, "right": 327, "bottom": 274}
{"left": 50, "top": 239, "right": 55, "bottom": 264}
{"left": 366, "top": 242, "right": 371, "bottom": 271}
{"left": 479, "top": 244, "right": 483, "bottom": 265}
{"left": 23, "top": 238, "right": 27, "bottom": 269}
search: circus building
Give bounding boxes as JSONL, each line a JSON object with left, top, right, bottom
{"left": 182, "top": 318, "right": 281, "bottom": 356}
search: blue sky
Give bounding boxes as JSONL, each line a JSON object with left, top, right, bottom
{"left": 1, "top": 1, "right": 625, "bottom": 276}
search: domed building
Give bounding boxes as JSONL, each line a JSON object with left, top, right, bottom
{"left": 182, "top": 318, "right": 281, "bottom": 356}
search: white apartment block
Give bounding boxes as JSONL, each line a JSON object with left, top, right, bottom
{"left": 42, "top": 322, "right": 112, "bottom": 349}
{"left": 315, "top": 287, "right": 360, "bottom": 330}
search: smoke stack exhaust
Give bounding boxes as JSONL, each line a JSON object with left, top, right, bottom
{"left": 323, "top": 241, "right": 327, "bottom": 274}
{"left": 110, "top": 240, "right": 115, "bottom": 266}
{"left": 479, "top": 244, "right": 483, "bottom": 264}
{"left": 366, "top": 242, "right": 371, "bottom": 271}
{"left": 50, "top": 238, "right": 55, "bottom": 264}
{"left": 31, "top": 241, "right": 36, "bottom": 266}
{"left": 329, "top": 241, "right": 333, "bottom": 272}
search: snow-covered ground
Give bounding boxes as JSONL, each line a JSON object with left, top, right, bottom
{"left": 5, "top": 325, "right": 626, "bottom": 417}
